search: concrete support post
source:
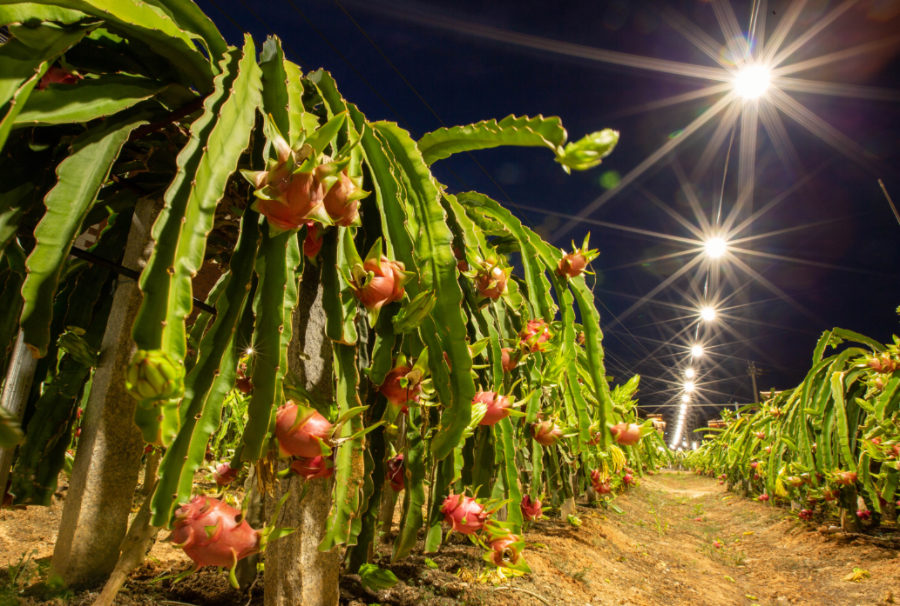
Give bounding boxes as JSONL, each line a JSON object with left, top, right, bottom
{"left": 50, "top": 200, "right": 155, "bottom": 588}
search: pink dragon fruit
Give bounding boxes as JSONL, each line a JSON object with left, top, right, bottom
{"left": 302, "top": 221, "right": 324, "bottom": 258}
{"left": 440, "top": 493, "right": 487, "bottom": 535}
{"left": 472, "top": 391, "right": 513, "bottom": 426}
{"left": 489, "top": 533, "right": 524, "bottom": 567}
{"left": 519, "top": 319, "right": 551, "bottom": 353}
{"left": 609, "top": 422, "right": 641, "bottom": 446}
{"left": 214, "top": 462, "right": 239, "bottom": 487}
{"left": 379, "top": 364, "right": 422, "bottom": 408}
{"left": 169, "top": 496, "right": 260, "bottom": 569}
{"left": 290, "top": 455, "right": 334, "bottom": 480}
{"left": 318, "top": 167, "right": 365, "bottom": 226}
{"left": 500, "top": 347, "right": 518, "bottom": 373}
{"left": 532, "top": 420, "right": 563, "bottom": 446}
{"left": 386, "top": 454, "right": 405, "bottom": 491}
{"left": 520, "top": 495, "right": 542, "bottom": 521}
{"left": 274, "top": 402, "right": 333, "bottom": 458}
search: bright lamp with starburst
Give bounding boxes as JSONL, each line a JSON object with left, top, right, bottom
{"left": 733, "top": 63, "right": 772, "bottom": 100}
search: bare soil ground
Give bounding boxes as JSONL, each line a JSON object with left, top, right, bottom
{"left": 1, "top": 471, "right": 898, "bottom": 605}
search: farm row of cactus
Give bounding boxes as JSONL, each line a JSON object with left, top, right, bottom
{"left": 686, "top": 327, "right": 900, "bottom": 529}
{"left": 0, "top": 0, "right": 670, "bottom": 600}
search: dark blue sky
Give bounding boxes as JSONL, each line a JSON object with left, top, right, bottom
{"left": 198, "top": 0, "right": 900, "bottom": 436}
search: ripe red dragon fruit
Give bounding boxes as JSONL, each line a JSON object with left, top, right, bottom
{"left": 590, "top": 469, "right": 612, "bottom": 494}
{"left": 472, "top": 391, "right": 513, "bottom": 426}
{"left": 302, "top": 221, "right": 324, "bottom": 258}
{"left": 520, "top": 495, "right": 542, "bottom": 521}
{"left": 532, "top": 420, "right": 563, "bottom": 446}
{"left": 757, "top": 493, "right": 770, "bottom": 502}
{"left": 318, "top": 166, "right": 366, "bottom": 226}
{"left": 609, "top": 422, "right": 641, "bottom": 446}
{"left": 214, "top": 462, "right": 239, "bottom": 487}
{"left": 833, "top": 470, "right": 857, "bottom": 486}
{"left": 750, "top": 461, "right": 758, "bottom": 469}
{"left": 472, "top": 258, "right": 510, "bottom": 300}
{"left": 798, "top": 509, "right": 813, "bottom": 521}
{"left": 440, "top": 493, "right": 487, "bottom": 535}
{"left": 489, "top": 533, "right": 525, "bottom": 567}
{"left": 169, "top": 496, "right": 260, "bottom": 569}
{"left": 519, "top": 319, "right": 551, "bottom": 353}
{"left": 274, "top": 402, "right": 333, "bottom": 458}
{"left": 379, "top": 365, "right": 422, "bottom": 408}
{"left": 253, "top": 168, "right": 328, "bottom": 232}
{"left": 386, "top": 454, "right": 405, "bottom": 491}
{"left": 452, "top": 246, "right": 469, "bottom": 272}
{"left": 350, "top": 256, "right": 409, "bottom": 309}
{"left": 235, "top": 361, "right": 253, "bottom": 395}
{"left": 500, "top": 347, "right": 518, "bottom": 373}
{"left": 622, "top": 473, "right": 635, "bottom": 486}
{"left": 290, "top": 455, "right": 334, "bottom": 480}
{"left": 856, "top": 508, "right": 872, "bottom": 520}
{"left": 38, "top": 66, "right": 81, "bottom": 90}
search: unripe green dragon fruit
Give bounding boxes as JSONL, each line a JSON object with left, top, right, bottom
{"left": 125, "top": 349, "right": 185, "bottom": 402}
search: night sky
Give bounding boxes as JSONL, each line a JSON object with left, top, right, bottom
{"left": 198, "top": 0, "right": 900, "bottom": 441}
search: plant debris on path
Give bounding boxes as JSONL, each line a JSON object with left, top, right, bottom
{"left": 3, "top": 471, "right": 898, "bottom": 605}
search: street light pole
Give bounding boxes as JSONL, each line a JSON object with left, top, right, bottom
{"left": 748, "top": 360, "right": 760, "bottom": 403}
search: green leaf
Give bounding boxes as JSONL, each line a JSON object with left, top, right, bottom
{"left": 15, "top": 75, "right": 168, "bottom": 126}
{"left": 0, "top": 183, "right": 32, "bottom": 258}
{"left": 150, "top": 209, "right": 259, "bottom": 527}
{"left": 556, "top": 128, "right": 619, "bottom": 173}
{"left": 392, "top": 405, "right": 427, "bottom": 561}
{"left": 0, "top": 3, "right": 89, "bottom": 25}
{"left": 317, "top": 343, "right": 364, "bottom": 551}
{"left": 0, "top": 23, "right": 89, "bottom": 150}
{"left": 373, "top": 121, "right": 476, "bottom": 460}
{"left": 142, "top": 0, "right": 228, "bottom": 60}
{"left": 20, "top": 107, "right": 150, "bottom": 356}
{"left": 132, "top": 36, "right": 262, "bottom": 360}
{"left": 418, "top": 114, "right": 567, "bottom": 165}
{"left": 258, "top": 34, "right": 291, "bottom": 139}
{"left": 358, "top": 563, "right": 399, "bottom": 591}
{"left": 239, "top": 229, "right": 300, "bottom": 463}
{"left": 0, "top": 0, "right": 215, "bottom": 90}
{"left": 0, "top": 406, "right": 23, "bottom": 448}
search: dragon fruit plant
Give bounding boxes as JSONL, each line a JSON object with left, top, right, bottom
{"left": 0, "top": 2, "right": 637, "bottom": 599}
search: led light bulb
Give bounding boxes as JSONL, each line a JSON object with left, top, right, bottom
{"left": 734, "top": 64, "right": 771, "bottom": 99}
{"left": 704, "top": 236, "right": 727, "bottom": 259}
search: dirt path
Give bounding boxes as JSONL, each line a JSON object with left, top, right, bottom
{"left": 510, "top": 471, "right": 899, "bottom": 606}
{"left": 1, "top": 471, "right": 898, "bottom": 605}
